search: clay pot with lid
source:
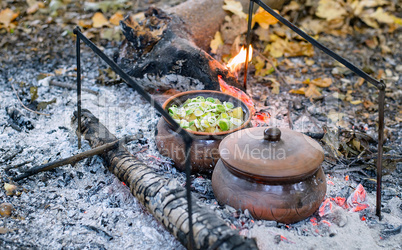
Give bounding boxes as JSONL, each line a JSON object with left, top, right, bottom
{"left": 212, "top": 127, "right": 326, "bottom": 224}
{"left": 156, "top": 90, "right": 252, "bottom": 175}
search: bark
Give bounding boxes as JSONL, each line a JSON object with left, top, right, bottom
{"left": 116, "top": 0, "right": 285, "bottom": 92}
{"left": 72, "top": 109, "right": 258, "bottom": 250}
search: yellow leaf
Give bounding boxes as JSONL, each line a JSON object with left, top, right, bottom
{"left": 370, "top": 7, "right": 398, "bottom": 24}
{"left": 109, "top": 12, "right": 124, "bottom": 26}
{"left": 350, "top": 100, "right": 363, "bottom": 105}
{"left": 304, "top": 84, "right": 322, "bottom": 99}
{"left": 78, "top": 20, "right": 92, "bottom": 28}
{"left": 92, "top": 12, "right": 109, "bottom": 28}
{"left": 222, "top": 0, "right": 247, "bottom": 19}
{"left": 289, "top": 87, "right": 306, "bottom": 95}
{"left": 269, "top": 78, "right": 280, "bottom": 94}
{"left": 210, "top": 31, "right": 224, "bottom": 54}
{"left": 304, "top": 58, "right": 315, "bottom": 66}
{"left": 311, "top": 77, "right": 332, "bottom": 87}
{"left": 252, "top": 7, "right": 278, "bottom": 29}
{"left": 0, "top": 8, "right": 19, "bottom": 28}
{"left": 352, "top": 138, "right": 361, "bottom": 151}
{"left": 316, "top": 0, "right": 347, "bottom": 21}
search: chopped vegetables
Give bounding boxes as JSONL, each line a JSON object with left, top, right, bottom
{"left": 168, "top": 96, "right": 244, "bottom": 133}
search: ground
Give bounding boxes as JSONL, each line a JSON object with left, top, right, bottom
{"left": 0, "top": 0, "right": 401, "bottom": 249}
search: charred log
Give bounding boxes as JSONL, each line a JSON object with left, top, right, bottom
{"left": 116, "top": 0, "right": 286, "bottom": 92}
{"left": 72, "top": 109, "right": 258, "bottom": 249}
{"left": 117, "top": 8, "right": 243, "bottom": 92}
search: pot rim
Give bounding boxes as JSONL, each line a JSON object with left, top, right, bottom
{"left": 162, "top": 90, "right": 252, "bottom": 136}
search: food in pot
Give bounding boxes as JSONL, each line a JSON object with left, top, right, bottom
{"left": 168, "top": 96, "right": 244, "bottom": 132}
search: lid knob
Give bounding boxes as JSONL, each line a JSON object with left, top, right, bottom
{"left": 264, "top": 127, "right": 281, "bottom": 142}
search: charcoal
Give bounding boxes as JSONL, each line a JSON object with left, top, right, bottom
{"left": 6, "top": 107, "right": 34, "bottom": 131}
{"left": 381, "top": 225, "right": 402, "bottom": 238}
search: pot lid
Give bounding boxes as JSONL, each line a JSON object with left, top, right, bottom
{"left": 219, "top": 127, "right": 324, "bottom": 182}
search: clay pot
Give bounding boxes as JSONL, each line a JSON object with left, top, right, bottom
{"left": 156, "top": 90, "right": 251, "bottom": 175}
{"left": 212, "top": 127, "right": 327, "bottom": 224}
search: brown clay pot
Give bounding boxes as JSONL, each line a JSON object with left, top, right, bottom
{"left": 212, "top": 127, "right": 327, "bottom": 224}
{"left": 156, "top": 90, "right": 251, "bottom": 175}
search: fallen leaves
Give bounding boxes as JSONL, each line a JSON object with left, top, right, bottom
{"left": 222, "top": 0, "right": 247, "bottom": 19}
{"left": 210, "top": 31, "right": 224, "bottom": 54}
{"left": 265, "top": 35, "right": 315, "bottom": 58}
{"left": 109, "top": 12, "right": 124, "bottom": 26}
{"left": 289, "top": 78, "right": 333, "bottom": 99}
{"left": 0, "top": 8, "right": 19, "bottom": 31}
{"left": 316, "top": 0, "right": 347, "bottom": 21}
{"left": 252, "top": 7, "right": 279, "bottom": 29}
{"left": 92, "top": 12, "right": 110, "bottom": 28}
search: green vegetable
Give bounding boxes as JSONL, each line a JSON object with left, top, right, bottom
{"left": 168, "top": 96, "right": 244, "bottom": 133}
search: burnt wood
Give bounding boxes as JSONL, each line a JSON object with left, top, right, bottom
{"left": 72, "top": 109, "right": 258, "bottom": 249}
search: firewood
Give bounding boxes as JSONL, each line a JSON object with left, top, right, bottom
{"left": 116, "top": 0, "right": 285, "bottom": 92}
{"left": 72, "top": 109, "right": 258, "bottom": 249}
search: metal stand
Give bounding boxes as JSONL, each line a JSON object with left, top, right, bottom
{"left": 244, "top": 0, "right": 385, "bottom": 219}
{"left": 73, "top": 27, "right": 195, "bottom": 248}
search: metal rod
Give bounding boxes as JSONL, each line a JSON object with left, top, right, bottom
{"left": 72, "top": 27, "right": 195, "bottom": 246}
{"left": 376, "top": 88, "right": 385, "bottom": 219}
{"left": 74, "top": 29, "right": 82, "bottom": 149}
{"left": 184, "top": 140, "right": 194, "bottom": 249}
{"left": 253, "top": 0, "right": 385, "bottom": 91}
{"left": 243, "top": 0, "right": 254, "bottom": 90}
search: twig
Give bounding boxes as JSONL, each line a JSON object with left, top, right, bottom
{"left": 50, "top": 80, "right": 99, "bottom": 95}
{"left": 10, "top": 82, "right": 50, "bottom": 116}
{"left": 12, "top": 134, "right": 142, "bottom": 182}
{"left": 4, "top": 159, "right": 34, "bottom": 171}
{"left": 254, "top": 50, "right": 290, "bottom": 87}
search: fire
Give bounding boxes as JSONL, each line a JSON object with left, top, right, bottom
{"left": 218, "top": 75, "right": 256, "bottom": 115}
{"left": 226, "top": 45, "right": 253, "bottom": 74}
{"left": 319, "top": 198, "right": 333, "bottom": 217}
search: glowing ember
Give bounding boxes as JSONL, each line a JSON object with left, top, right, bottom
{"left": 345, "top": 175, "right": 349, "bottom": 181}
{"left": 331, "top": 197, "right": 348, "bottom": 209}
{"left": 321, "top": 220, "right": 331, "bottom": 226}
{"left": 319, "top": 198, "right": 333, "bottom": 217}
{"left": 347, "top": 184, "right": 369, "bottom": 212}
{"left": 327, "top": 180, "right": 334, "bottom": 185}
{"left": 226, "top": 45, "right": 253, "bottom": 74}
{"left": 310, "top": 217, "right": 318, "bottom": 226}
{"left": 218, "top": 75, "right": 256, "bottom": 115}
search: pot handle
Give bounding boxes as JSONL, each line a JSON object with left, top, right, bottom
{"left": 264, "top": 127, "right": 281, "bottom": 142}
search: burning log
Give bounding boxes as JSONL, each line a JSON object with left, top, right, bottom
{"left": 72, "top": 109, "right": 258, "bottom": 249}
{"left": 116, "top": 0, "right": 283, "bottom": 92}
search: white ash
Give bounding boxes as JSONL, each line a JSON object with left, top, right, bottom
{"left": 0, "top": 48, "right": 401, "bottom": 250}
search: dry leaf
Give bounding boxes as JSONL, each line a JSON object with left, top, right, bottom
{"left": 370, "top": 7, "right": 400, "bottom": 24}
{"left": 26, "top": 0, "right": 45, "bottom": 15}
{"left": 311, "top": 77, "right": 332, "bottom": 88}
{"left": 289, "top": 87, "right": 306, "bottom": 95}
{"left": 316, "top": 0, "right": 347, "bottom": 21}
{"left": 109, "top": 12, "right": 124, "bottom": 26}
{"left": 304, "top": 84, "right": 322, "bottom": 99}
{"left": 0, "top": 8, "right": 19, "bottom": 29}
{"left": 350, "top": 100, "right": 363, "bottom": 105}
{"left": 210, "top": 31, "right": 224, "bottom": 54}
{"left": 252, "top": 7, "right": 278, "bottom": 29}
{"left": 78, "top": 19, "right": 92, "bottom": 29}
{"left": 222, "top": 0, "right": 247, "bottom": 19}
{"left": 92, "top": 12, "right": 109, "bottom": 28}
{"left": 300, "top": 17, "right": 325, "bottom": 35}
{"left": 304, "top": 58, "right": 315, "bottom": 66}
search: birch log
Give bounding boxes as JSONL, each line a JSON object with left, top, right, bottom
{"left": 72, "top": 109, "right": 258, "bottom": 249}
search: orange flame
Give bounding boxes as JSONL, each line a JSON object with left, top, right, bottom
{"left": 218, "top": 75, "right": 256, "bottom": 115}
{"left": 226, "top": 45, "right": 253, "bottom": 74}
